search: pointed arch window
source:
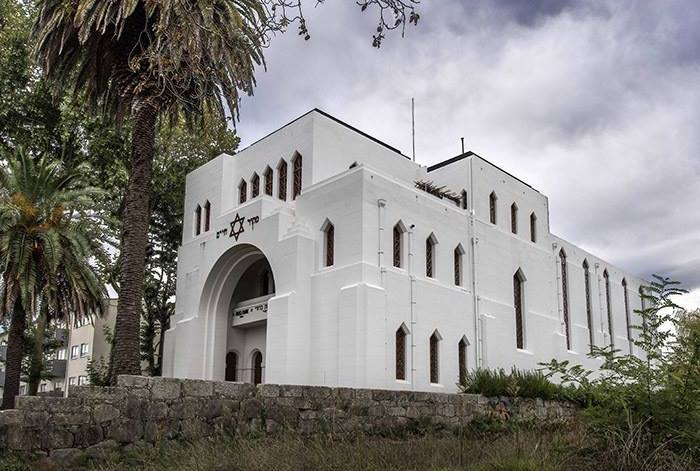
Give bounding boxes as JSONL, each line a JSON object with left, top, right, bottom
{"left": 252, "top": 351, "right": 263, "bottom": 385}
{"left": 426, "top": 234, "right": 437, "bottom": 278}
{"left": 514, "top": 269, "right": 526, "bottom": 349}
{"left": 251, "top": 173, "right": 260, "bottom": 198}
{"left": 264, "top": 167, "right": 273, "bottom": 196}
{"left": 392, "top": 222, "right": 405, "bottom": 268}
{"left": 604, "top": 270, "right": 614, "bottom": 347}
{"left": 238, "top": 179, "right": 247, "bottom": 204}
{"left": 530, "top": 212, "right": 537, "bottom": 243}
{"left": 322, "top": 220, "right": 335, "bottom": 267}
{"left": 277, "top": 160, "right": 288, "bottom": 201}
{"left": 395, "top": 324, "right": 408, "bottom": 380}
{"left": 194, "top": 205, "right": 202, "bottom": 236}
{"left": 511, "top": 203, "right": 518, "bottom": 234}
{"left": 639, "top": 286, "right": 649, "bottom": 334}
{"left": 454, "top": 245, "right": 465, "bottom": 286}
{"left": 460, "top": 190, "right": 468, "bottom": 210}
{"left": 203, "top": 200, "right": 211, "bottom": 232}
{"left": 559, "top": 250, "right": 571, "bottom": 350}
{"left": 622, "top": 279, "right": 632, "bottom": 353}
{"left": 429, "top": 331, "right": 441, "bottom": 384}
{"left": 489, "top": 192, "right": 498, "bottom": 224}
{"left": 583, "top": 260, "right": 593, "bottom": 352}
{"left": 292, "top": 153, "right": 302, "bottom": 199}
{"left": 458, "top": 337, "right": 468, "bottom": 384}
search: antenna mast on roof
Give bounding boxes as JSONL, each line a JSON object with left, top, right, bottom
{"left": 411, "top": 97, "right": 416, "bottom": 162}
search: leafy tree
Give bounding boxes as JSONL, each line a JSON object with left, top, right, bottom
{"left": 0, "top": 149, "right": 106, "bottom": 409}
{"left": 33, "top": 0, "right": 420, "bottom": 384}
{"left": 542, "top": 276, "right": 700, "bottom": 463}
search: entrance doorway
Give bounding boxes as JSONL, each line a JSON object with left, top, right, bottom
{"left": 225, "top": 351, "right": 238, "bottom": 382}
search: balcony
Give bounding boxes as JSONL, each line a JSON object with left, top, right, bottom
{"left": 232, "top": 294, "right": 273, "bottom": 328}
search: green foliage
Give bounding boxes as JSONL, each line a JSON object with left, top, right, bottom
{"left": 87, "top": 356, "right": 111, "bottom": 386}
{"left": 541, "top": 275, "right": 700, "bottom": 462}
{"left": 458, "top": 367, "right": 585, "bottom": 403}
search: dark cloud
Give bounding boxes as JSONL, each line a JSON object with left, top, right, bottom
{"left": 233, "top": 0, "right": 700, "bottom": 305}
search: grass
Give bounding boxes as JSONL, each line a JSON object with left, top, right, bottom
{"left": 0, "top": 422, "right": 594, "bottom": 471}
{"left": 458, "top": 368, "right": 589, "bottom": 404}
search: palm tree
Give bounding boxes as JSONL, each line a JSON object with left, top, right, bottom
{"left": 33, "top": 0, "right": 269, "bottom": 383}
{"left": 0, "top": 148, "right": 106, "bottom": 409}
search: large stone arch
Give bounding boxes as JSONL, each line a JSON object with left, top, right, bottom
{"left": 198, "top": 243, "right": 276, "bottom": 381}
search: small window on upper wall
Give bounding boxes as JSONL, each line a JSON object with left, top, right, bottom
{"left": 238, "top": 179, "right": 247, "bottom": 204}
{"left": 393, "top": 222, "right": 406, "bottom": 268}
{"left": 426, "top": 234, "right": 438, "bottom": 278}
{"left": 194, "top": 205, "right": 202, "bottom": 236}
{"left": 454, "top": 244, "right": 465, "bottom": 286}
{"left": 530, "top": 212, "right": 537, "bottom": 243}
{"left": 489, "top": 192, "right": 498, "bottom": 224}
{"left": 322, "top": 219, "right": 334, "bottom": 267}
{"left": 277, "top": 160, "right": 288, "bottom": 201}
{"left": 264, "top": 167, "right": 273, "bottom": 196}
{"left": 204, "top": 201, "right": 211, "bottom": 232}
{"left": 292, "top": 152, "right": 302, "bottom": 200}
{"left": 510, "top": 203, "right": 518, "bottom": 234}
{"left": 251, "top": 173, "right": 260, "bottom": 198}
{"left": 461, "top": 190, "right": 468, "bottom": 210}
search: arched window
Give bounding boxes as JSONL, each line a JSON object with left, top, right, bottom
{"left": 514, "top": 269, "right": 526, "bottom": 349}
{"left": 292, "top": 153, "right": 302, "bottom": 199}
{"left": 277, "top": 160, "right": 288, "bottom": 201}
{"left": 639, "top": 286, "right": 648, "bottom": 334}
{"left": 194, "top": 204, "right": 202, "bottom": 236}
{"left": 251, "top": 173, "right": 260, "bottom": 198}
{"left": 604, "top": 269, "right": 614, "bottom": 348}
{"left": 530, "top": 212, "right": 537, "bottom": 243}
{"left": 458, "top": 337, "right": 468, "bottom": 384}
{"left": 225, "top": 351, "right": 238, "bottom": 382}
{"left": 322, "top": 219, "right": 334, "bottom": 267}
{"left": 454, "top": 245, "right": 465, "bottom": 286}
{"left": 395, "top": 324, "right": 408, "bottom": 380}
{"left": 583, "top": 260, "right": 593, "bottom": 352}
{"left": 460, "top": 190, "right": 468, "bottom": 210}
{"left": 203, "top": 200, "right": 211, "bottom": 232}
{"left": 489, "top": 192, "right": 497, "bottom": 224}
{"left": 426, "top": 234, "right": 437, "bottom": 278}
{"left": 238, "top": 179, "right": 247, "bottom": 204}
{"left": 392, "top": 222, "right": 406, "bottom": 268}
{"left": 429, "top": 331, "right": 441, "bottom": 384}
{"left": 511, "top": 203, "right": 518, "bottom": 234}
{"left": 261, "top": 269, "right": 275, "bottom": 295}
{"left": 622, "top": 279, "right": 632, "bottom": 353}
{"left": 559, "top": 250, "right": 571, "bottom": 350}
{"left": 252, "top": 351, "right": 263, "bottom": 385}
{"left": 264, "top": 166, "right": 273, "bottom": 196}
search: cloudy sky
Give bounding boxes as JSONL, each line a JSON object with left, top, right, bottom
{"left": 235, "top": 0, "right": 700, "bottom": 309}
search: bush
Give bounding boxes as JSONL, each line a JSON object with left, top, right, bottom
{"left": 458, "top": 367, "right": 580, "bottom": 402}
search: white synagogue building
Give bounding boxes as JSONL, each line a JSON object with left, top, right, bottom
{"left": 162, "top": 109, "right": 647, "bottom": 393}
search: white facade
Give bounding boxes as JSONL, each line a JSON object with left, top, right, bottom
{"left": 163, "top": 109, "right": 647, "bottom": 393}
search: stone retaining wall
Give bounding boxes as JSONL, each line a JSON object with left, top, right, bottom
{"left": 0, "top": 376, "right": 576, "bottom": 461}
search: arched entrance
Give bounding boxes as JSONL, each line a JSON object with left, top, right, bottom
{"left": 199, "top": 244, "right": 276, "bottom": 383}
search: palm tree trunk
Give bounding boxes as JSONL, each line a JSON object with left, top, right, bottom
{"left": 28, "top": 305, "right": 47, "bottom": 395}
{"left": 1, "top": 300, "right": 27, "bottom": 410}
{"left": 109, "top": 100, "right": 157, "bottom": 384}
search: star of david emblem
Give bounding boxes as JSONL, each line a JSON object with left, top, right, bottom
{"left": 230, "top": 213, "right": 246, "bottom": 241}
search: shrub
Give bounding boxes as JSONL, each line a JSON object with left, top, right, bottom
{"left": 458, "top": 367, "right": 578, "bottom": 402}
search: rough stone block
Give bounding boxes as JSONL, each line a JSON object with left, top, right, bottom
{"left": 213, "top": 381, "right": 255, "bottom": 399}
{"left": 93, "top": 403, "right": 121, "bottom": 423}
{"left": 182, "top": 379, "right": 214, "bottom": 397}
{"left": 50, "top": 447, "right": 84, "bottom": 465}
{"left": 7, "top": 427, "right": 36, "bottom": 451}
{"left": 240, "top": 398, "right": 263, "bottom": 420}
{"left": 108, "top": 419, "right": 143, "bottom": 443}
{"left": 280, "top": 385, "right": 304, "bottom": 398}
{"left": 117, "top": 375, "right": 150, "bottom": 388}
{"left": 0, "top": 410, "right": 26, "bottom": 426}
{"left": 169, "top": 398, "right": 198, "bottom": 420}
{"left": 43, "top": 427, "right": 75, "bottom": 449}
{"left": 149, "top": 377, "right": 181, "bottom": 400}
{"left": 84, "top": 439, "right": 120, "bottom": 460}
{"left": 74, "top": 424, "right": 104, "bottom": 448}
{"left": 51, "top": 412, "right": 86, "bottom": 426}
{"left": 15, "top": 396, "right": 50, "bottom": 411}
{"left": 258, "top": 384, "right": 281, "bottom": 398}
